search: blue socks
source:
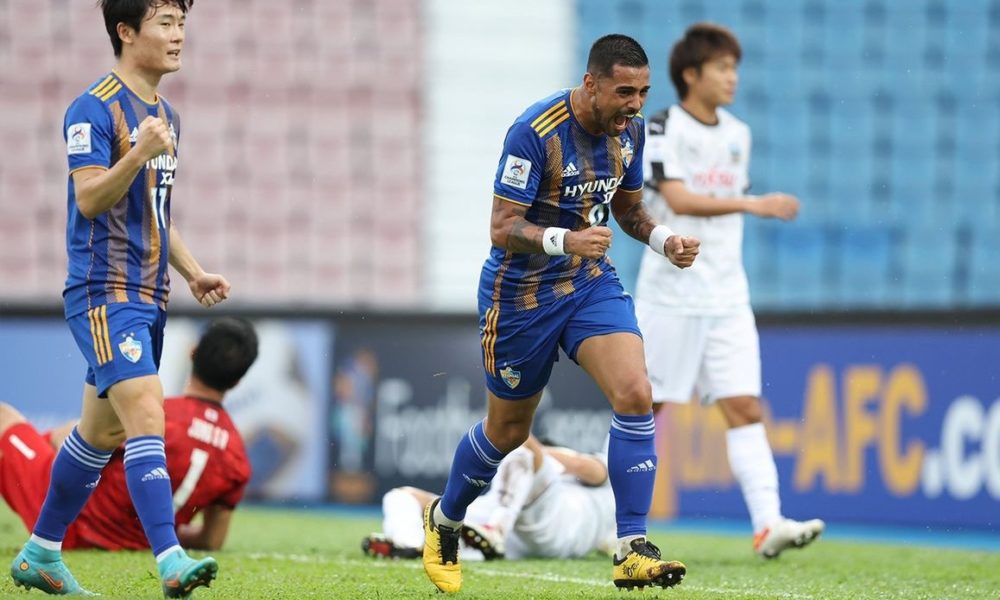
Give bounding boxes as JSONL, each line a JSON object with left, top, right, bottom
{"left": 123, "top": 436, "right": 180, "bottom": 558}
{"left": 32, "top": 427, "right": 112, "bottom": 545}
{"left": 608, "top": 412, "right": 657, "bottom": 538}
{"left": 439, "top": 420, "right": 506, "bottom": 522}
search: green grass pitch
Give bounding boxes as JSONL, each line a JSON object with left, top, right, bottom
{"left": 0, "top": 506, "right": 997, "bottom": 599}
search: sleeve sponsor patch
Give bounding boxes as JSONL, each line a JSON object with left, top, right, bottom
{"left": 66, "top": 123, "right": 92, "bottom": 155}
{"left": 501, "top": 155, "right": 532, "bottom": 190}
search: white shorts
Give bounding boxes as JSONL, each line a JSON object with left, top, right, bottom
{"left": 635, "top": 301, "right": 761, "bottom": 404}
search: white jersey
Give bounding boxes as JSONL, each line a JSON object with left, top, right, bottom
{"left": 465, "top": 451, "right": 616, "bottom": 560}
{"left": 506, "top": 456, "right": 616, "bottom": 559}
{"left": 635, "top": 105, "right": 752, "bottom": 315}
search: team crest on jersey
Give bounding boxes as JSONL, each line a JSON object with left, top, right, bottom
{"left": 729, "top": 142, "right": 741, "bottom": 164}
{"left": 620, "top": 137, "right": 634, "bottom": 168}
{"left": 499, "top": 365, "right": 521, "bottom": 389}
{"left": 118, "top": 334, "right": 142, "bottom": 363}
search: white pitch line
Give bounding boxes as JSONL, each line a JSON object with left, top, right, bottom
{"left": 244, "top": 553, "right": 815, "bottom": 599}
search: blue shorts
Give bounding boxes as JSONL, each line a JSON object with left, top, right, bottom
{"left": 479, "top": 274, "right": 641, "bottom": 400}
{"left": 66, "top": 303, "right": 166, "bottom": 397}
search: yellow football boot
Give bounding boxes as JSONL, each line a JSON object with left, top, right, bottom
{"left": 422, "top": 498, "right": 462, "bottom": 593}
{"left": 612, "top": 538, "right": 686, "bottom": 590}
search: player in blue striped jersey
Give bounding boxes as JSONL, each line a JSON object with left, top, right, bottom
{"left": 423, "top": 35, "right": 700, "bottom": 594}
{"left": 11, "top": 1, "right": 224, "bottom": 597}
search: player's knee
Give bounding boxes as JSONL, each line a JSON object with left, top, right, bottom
{"left": 719, "top": 395, "right": 763, "bottom": 426}
{"left": 0, "top": 402, "right": 26, "bottom": 435}
{"left": 486, "top": 422, "right": 531, "bottom": 453}
{"left": 77, "top": 423, "right": 126, "bottom": 451}
{"left": 116, "top": 393, "right": 165, "bottom": 438}
{"left": 608, "top": 376, "right": 653, "bottom": 415}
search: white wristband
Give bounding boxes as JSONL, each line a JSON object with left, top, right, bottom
{"left": 648, "top": 224, "right": 675, "bottom": 257}
{"left": 542, "top": 227, "right": 569, "bottom": 256}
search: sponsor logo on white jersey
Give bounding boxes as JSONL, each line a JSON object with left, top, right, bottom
{"left": 692, "top": 167, "right": 736, "bottom": 189}
{"left": 626, "top": 459, "right": 656, "bottom": 473}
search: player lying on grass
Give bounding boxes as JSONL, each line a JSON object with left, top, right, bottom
{"left": 365, "top": 435, "right": 616, "bottom": 561}
{"left": 0, "top": 318, "right": 256, "bottom": 555}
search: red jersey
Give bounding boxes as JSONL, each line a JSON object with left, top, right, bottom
{"left": 70, "top": 396, "right": 251, "bottom": 550}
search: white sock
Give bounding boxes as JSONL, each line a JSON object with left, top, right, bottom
{"left": 433, "top": 502, "right": 462, "bottom": 530}
{"left": 29, "top": 534, "right": 61, "bottom": 552}
{"left": 617, "top": 534, "right": 644, "bottom": 560}
{"left": 382, "top": 488, "right": 424, "bottom": 549}
{"left": 726, "top": 422, "right": 782, "bottom": 533}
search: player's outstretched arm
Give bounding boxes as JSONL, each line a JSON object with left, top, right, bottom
{"left": 177, "top": 504, "right": 233, "bottom": 551}
{"left": 659, "top": 180, "right": 799, "bottom": 220}
{"left": 73, "top": 116, "right": 174, "bottom": 219}
{"left": 490, "top": 196, "right": 611, "bottom": 259}
{"left": 168, "top": 222, "right": 230, "bottom": 308}
{"left": 611, "top": 187, "right": 699, "bottom": 269}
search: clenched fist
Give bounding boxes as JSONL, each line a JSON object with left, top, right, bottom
{"left": 134, "top": 115, "right": 172, "bottom": 162}
{"left": 188, "top": 272, "right": 230, "bottom": 308}
{"left": 565, "top": 226, "right": 612, "bottom": 259}
{"left": 665, "top": 235, "right": 699, "bottom": 269}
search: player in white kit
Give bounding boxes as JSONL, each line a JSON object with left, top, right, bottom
{"left": 364, "top": 436, "right": 615, "bottom": 561}
{"left": 635, "top": 23, "right": 824, "bottom": 558}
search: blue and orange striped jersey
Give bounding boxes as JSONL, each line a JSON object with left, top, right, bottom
{"left": 480, "top": 89, "right": 645, "bottom": 311}
{"left": 63, "top": 71, "right": 180, "bottom": 318}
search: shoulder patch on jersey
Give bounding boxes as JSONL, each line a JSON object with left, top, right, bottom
{"left": 531, "top": 100, "right": 569, "bottom": 137}
{"left": 67, "top": 123, "right": 92, "bottom": 155}
{"left": 501, "top": 155, "right": 532, "bottom": 189}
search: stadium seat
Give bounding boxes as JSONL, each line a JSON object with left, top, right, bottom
{"left": 832, "top": 225, "right": 897, "bottom": 307}
{"left": 899, "top": 225, "right": 958, "bottom": 307}
{"left": 773, "top": 224, "right": 831, "bottom": 307}
{"left": 965, "top": 226, "right": 1000, "bottom": 304}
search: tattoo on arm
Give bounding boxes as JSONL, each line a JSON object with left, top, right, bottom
{"left": 504, "top": 204, "right": 545, "bottom": 253}
{"left": 615, "top": 200, "right": 657, "bottom": 243}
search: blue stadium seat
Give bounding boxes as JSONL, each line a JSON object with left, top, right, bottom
{"left": 824, "top": 7, "right": 865, "bottom": 68}
{"left": 774, "top": 224, "right": 831, "bottom": 307}
{"left": 744, "top": 221, "right": 782, "bottom": 307}
{"left": 832, "top": 225, "right": 897, "bottom": 307}
{"left": 964, "top": 226, "right": 1000, "bottom": 304}
{"left": 899, "top": 226, "right": 958, "bottom": 307}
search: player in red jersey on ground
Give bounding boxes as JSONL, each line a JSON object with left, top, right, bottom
{"left": 0, "top": 318, "right": 256, "bottom": 556}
